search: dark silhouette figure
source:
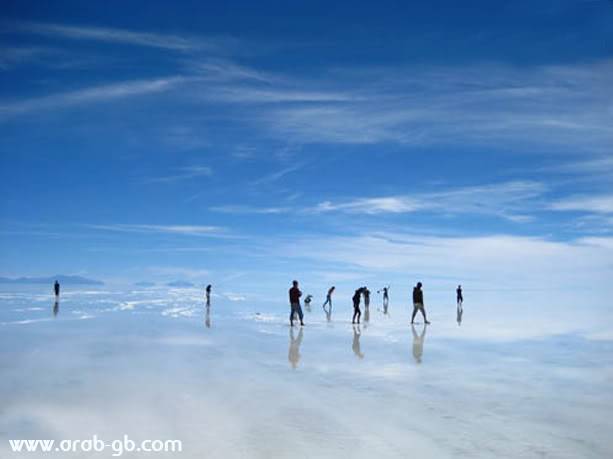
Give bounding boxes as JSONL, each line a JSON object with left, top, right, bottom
{"left": 54, "top": 280, "right": 60, "bottom": 298}
{"left": 352, "top": 324, "right": 364, "bottom": 359}
{"left": 304, "top": 294, "right": 313, "bottom": 312}
{"left": 456, "top": 303, "right": 463, "bottom": 326}
{"left": 289, "top": 280, "right": 304, "bottom": 327}
{"left": 352, "top": 287, "right": 363, "bottom": 324}
{"left": 205, "top": 305, "right": 211, "bottom": 328}
{"left": 322, "top": 286, "right": 335, "bottom": 309}
{"left": 411, "top": 323, "right": 427, "bottom": 364}
{"left": 53, "top": 300, "right": 59, "bottom": 317}
{"left": 288, "top": 326, "right": 303, "bottom": 369}
{"left": 205, "top": 284, "right": 212, "bottom": 307}
{"left": 378, "top": 286, "right": 389, "bottom": 309}
{"left": 411, "top": 282, "right": 430, "bottom": 324}
{"left": 456, "top": 285, "right": 463, "bottom": 306}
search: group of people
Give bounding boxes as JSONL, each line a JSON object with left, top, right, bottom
{"left": 288, "top": 280, "right": 464, "bottom": 327}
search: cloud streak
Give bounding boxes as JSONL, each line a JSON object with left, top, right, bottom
{"left": 85, "top": 224, "right": 226, "bottom": 237}
{"left": 13, "top": 22, "right": 203, "bottom": 51}
{"left": 0, "top": 77, "right": 187, "bottom": 117}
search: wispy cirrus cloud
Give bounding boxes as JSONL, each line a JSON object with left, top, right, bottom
{"left": 85, "top": 224, "right": 226, "bottom": 237}
{"left": 143, "top": 166, "right": 213, "bottom": 184}
{"left": 0, "top": 77, "right": 187, "bottom": 117}
{"left": 210, "top": 205, "right": 291, "bottom": 215}
{"left": 11, "top": 21, "right": 204, "bottom": 51}
{"left": 311, "top": 181, "right": 546, "bottom": 222}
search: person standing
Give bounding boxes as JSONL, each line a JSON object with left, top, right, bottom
{"left": 378, "top": 286, "right": 389, "bottom": 308}
{"left": 352, "top": 287, "right": 363, "bottom": 324}
{"left": 54, "top": 280, "right": 60, "bottom": 298}
{"left": 289, "top": 280, "right": 304, "bottom": 327}
{"left": 322, "top": 286, "right": 335, "bottom": 309}
{"left": 411, "top": 282, "right": 430, "bottom": 325}
{"left": 205, "top": 284, "right": 212, "bottom": 307}
{"left": 456, "top": 285, "right": 463, "bottom": 306}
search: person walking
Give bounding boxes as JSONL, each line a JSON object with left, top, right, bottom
{"left": 54, "top": 280, "right": 60, "bottom": 298}
{"left": 456, "top": 285, "right": 463, "bottom": 306}
{"left": 289, "top": 280, "right": 305, "bottom": 327}
{"left": 411, "top": 282, "right": 430, "bottom": 325}
{"left": 322, "top": 286, "right": 335, "bottom": 309}
{"left": 352, "top": 287, "right": 363, "bottom": 324}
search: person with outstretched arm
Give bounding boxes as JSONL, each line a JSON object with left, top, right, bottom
{"left": 411, "top": 282, "right": 430, "bottom": 324}
{"left": 289, "top": 280, "right": 305, "bottom": 327}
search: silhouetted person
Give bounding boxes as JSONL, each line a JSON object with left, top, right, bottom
{"left": 322, "top": 286, "right": 335, "bottom": 309}
{"left": 456, "top": 285, "right": 463, "bottom": 306}
{"left": 456, "top": 303, "right": 463, "bottom": 326}
{"left": 411, "top": 323, "right": 427, "bottom": 364}
{"left": 304, "top": 294, "right": 313, "bottom": 312}
{"left": 205, "top": 284, "right": 212, "bottom": 306}
{"left": 53, "top": 300, "right": 59, "bottom": 317}
{"left": 378, "top": 286, "right": 389, "bottom": 309}
{"left": 411, "top": 282, "right": 430, "bottom": 324}
{"left": 288, "top": 326, "right": 303, "bottom": 369}
{"left": 289, "top": 280, "right": 304, "bottom": 327}
{"left": 205, "top": 305, "right": 211, "bottom": 328}
{"left": 54, "top": 280, "right": 60, "bottom": 298}
{"left": 352, "top": 324, "right": 364, "bottom": 359}
{"left": 352, "top": 287, "right": 362, "bottom": 324}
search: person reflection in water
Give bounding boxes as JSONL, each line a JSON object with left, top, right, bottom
{"left": 53, "top": 300, "right": 59, "bottom": 317}
{"left": 304, "top": 294, "right": 313, "bottom": 312}
{"left": 352, "top": 324, "right": 364, "bottom": 359}
{"left": 412, "top": 323, "right": 427, "bottom": 364}
{"left": 54, "top": 280, "right": 60, "bottom": 298}
{"left": 456, "top": 302, "right": 463, "bottom": 326}
{"left": 205, "top": 284, "right": 212, "bottom": 307}
{"left": 288, "top": 326, "right": 303, "bottom": 369}
{"left": 205, "top": 304, "right": 211, "bottom": 328}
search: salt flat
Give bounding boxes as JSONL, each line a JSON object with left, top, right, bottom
{"left": 1, "top": 286, "right": 612, "bottom": 458}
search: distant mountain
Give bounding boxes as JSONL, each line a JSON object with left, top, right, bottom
{"left": 166, "top": 280, "right": 195, "bottom": 287}
{"left": 0, "top": 275, "right": 104, "bottom": 285}
{"left": 134, "top": 281, "right": 156, "bottom": 287}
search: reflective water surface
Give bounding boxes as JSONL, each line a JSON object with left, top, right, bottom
{"left": 1, "top": 286, "right": 612, "bottom": 458}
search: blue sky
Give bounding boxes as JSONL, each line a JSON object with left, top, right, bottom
{"left": 1, "top": 0, "right": 612, "bottom": 298}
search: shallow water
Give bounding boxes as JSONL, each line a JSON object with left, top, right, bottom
{"left": 1, "top": 286, "right": 612, "bottom": 458}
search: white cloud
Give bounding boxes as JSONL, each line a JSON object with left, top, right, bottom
{"left": 85, "top": 224, "right": 225, "bottom": 237}
{"left": 277, "top": 231, "right": 613, "bottom": 290}
{"left": 13, "top": 22, "right": 203, "bottom": 51}
{"left": 210, "top": 205, "right": 291, "bottom": 215}
{"left": 143, "top": 166, "right": 213, "bottom": 184}
{"left": 311, "top": 181, "right": 546, "bottom": 221}
{"left": 0, "top": 77, "right": 187, "bottom": 117}
{"left": 550, "top": 195, "right": 613, "bottom": 214}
